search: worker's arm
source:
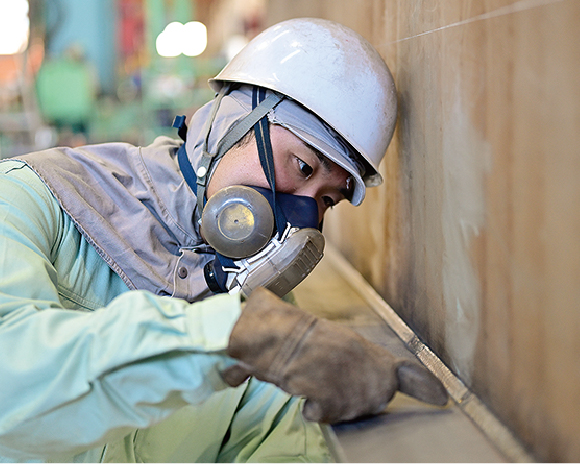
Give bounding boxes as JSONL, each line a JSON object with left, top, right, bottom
{"left": 125, "top": 376, "right": 334, "bottom": 463}
{"left": 0, "top": 162, "right": 242, "bottom": 461}
{"left": 216, "top": 378, "right": 333, "bottom": 462}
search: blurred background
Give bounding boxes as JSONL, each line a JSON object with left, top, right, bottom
{"left": 1, "top": 0, "right": 579, "bottom": 462}
{"left": 0, "top": 0, "right": 268, "bottom": 156}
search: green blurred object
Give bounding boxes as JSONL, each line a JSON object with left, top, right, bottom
{"left": 35, "top": 56, "right": 96, "bottom": 133}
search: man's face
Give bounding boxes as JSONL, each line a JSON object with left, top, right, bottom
{"left": 206, "top": 124, "right": 353, "bottom": 222}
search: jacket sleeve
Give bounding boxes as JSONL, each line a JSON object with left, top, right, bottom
{"left": 0, "top": 162, "right": 242, "bottom": 461}
{"left": 216, "top": 379, "right": 334, "bottom": 463}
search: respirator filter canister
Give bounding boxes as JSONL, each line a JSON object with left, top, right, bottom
{"left": 200, "top": 185, "right": 324, "bottom": 297}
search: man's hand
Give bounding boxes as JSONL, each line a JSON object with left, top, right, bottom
{"left": 221, "top": 287, "right": 448, "bottom": 424}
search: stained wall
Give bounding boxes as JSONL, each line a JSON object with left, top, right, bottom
{"left": 264, "top": 1, "right": 580, "bottom": 461}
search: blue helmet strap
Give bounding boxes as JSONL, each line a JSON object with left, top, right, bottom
{"left": 252, "top": 87, "right": 287, "bottom": 236}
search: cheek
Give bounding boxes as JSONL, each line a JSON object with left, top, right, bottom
{"left": 206, "top": 160, "right": 233, "bottom": 198}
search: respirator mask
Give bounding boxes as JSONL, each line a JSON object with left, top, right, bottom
{"left": 174, "top": 86, "right": 325, "bottom": 298}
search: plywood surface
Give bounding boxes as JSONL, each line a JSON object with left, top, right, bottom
{"left": 267, "top": 1, "right": 580, "bottom": 461}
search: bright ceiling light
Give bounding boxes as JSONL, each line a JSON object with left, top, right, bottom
{"left": 0, "top": 0, "right": 30, "bottom": 55}
{"left": 156, "top": 21, "right": 207, "bottom": 58}
{"left": 182, "top": 21, "right": 207, "bottom": 57}
{"left": 156, "top": 21, "right": 183, "bottom": 57}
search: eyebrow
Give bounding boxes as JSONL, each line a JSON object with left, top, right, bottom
{"left": 314, "top": 151, "right": 332, "bottom": 173}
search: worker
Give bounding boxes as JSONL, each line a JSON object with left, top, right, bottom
{"left": 0, "top": 18, "right": 447, "bottom": 462}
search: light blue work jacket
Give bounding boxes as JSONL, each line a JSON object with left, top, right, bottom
{"left": 0, "top": 160, "right": 332, "bottom": 462}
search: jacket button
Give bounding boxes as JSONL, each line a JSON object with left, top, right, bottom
{"left": 178, "top": 266, "right": 188, "bottom": 279}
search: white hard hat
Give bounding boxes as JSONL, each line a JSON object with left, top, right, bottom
{"left": 209, "top": 17, "right": 397, "bottom": 189}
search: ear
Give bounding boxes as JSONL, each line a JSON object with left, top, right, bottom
{"left": 396, "top": 359, "right": 449, "bottom": 406}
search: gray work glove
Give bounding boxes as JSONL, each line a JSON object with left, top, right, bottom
{"left": 221, "top": 287, "right": 448, "bottom": 424}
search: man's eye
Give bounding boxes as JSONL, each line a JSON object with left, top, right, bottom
{"left": 298, "top": 159, "right": 313, "bottom": 177}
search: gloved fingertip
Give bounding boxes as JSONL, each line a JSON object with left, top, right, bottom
{"left": 396, "top": 360, "right": 449, "bottom": 406}
{"left": 220, "top": 364, "right": 251, "bottom": 387}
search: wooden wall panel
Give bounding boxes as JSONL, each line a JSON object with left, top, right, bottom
{"left": 264, "top": 1, "right": 580, "bottom": 461}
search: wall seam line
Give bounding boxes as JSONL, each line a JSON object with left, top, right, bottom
{"left": 388, "top": 0, "right": 566, "bottom": 44}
